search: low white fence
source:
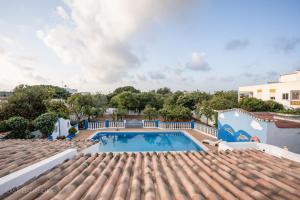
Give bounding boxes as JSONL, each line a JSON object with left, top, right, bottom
{"left": 159, "top": 122, "right": 192, "bottom": 129}
{"left": 109, "top": 121, "right": 125, "bottom": 128}
{"left": 88, "top": 121, "right": 105, "bottom": 130}
{"left": 194, "top": 123, "right": 218, "bottom": 138}
{"left": 143, "top": 120, "right": 157, "bottom": 128}
{"left": 86, "top": 120, "right": 219, "bottom": 138}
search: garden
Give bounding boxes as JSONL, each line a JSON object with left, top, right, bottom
{"left": 0, "top": 84, "right": 298, "bottom": 139}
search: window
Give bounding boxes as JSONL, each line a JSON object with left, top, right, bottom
{"left": 270, "top": 97, "right": 275, "bottom": 100}
{"left": 291, "top": 90, "right": 300, "bottom": 100}
{"left": 269, "top": 89, "right": 276, "bottom": 93}
{"left": 282, "top": 93, "right": 289, "bottom": 100}
{"left": 257, "top": 89, "right": 262, "bottom": 93}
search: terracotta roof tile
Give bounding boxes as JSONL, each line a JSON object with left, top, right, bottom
{"left": 0, "top": 139, "right": 96, "bottom": 178}
{"left": 1, "top": 150, "right": 300, "bottom": 200}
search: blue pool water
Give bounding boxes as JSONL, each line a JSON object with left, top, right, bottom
{"left": 91, "top": 131, "right": 203, "bottom": 152}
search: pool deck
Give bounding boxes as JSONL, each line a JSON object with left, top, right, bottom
{"left": 74, "top": 128, "right": 218, "bottom": 151}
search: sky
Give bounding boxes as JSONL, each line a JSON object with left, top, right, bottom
{"left": 0, "top": 0, "right": 299, "bottom": 93}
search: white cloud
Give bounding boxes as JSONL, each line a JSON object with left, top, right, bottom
{"left": 136, "top": 74, "right": 147, "bottom": 81}
{"left": 0, "top": 35, "right": 50, "bottom": 89}
{"left": 56, "top": 6, "right": 69, "bottom": 20}
{"left": 149, "top": 71, "right": 166, "bottom": 80}
{"left": 250, "top": 120, "right": 263, "bottom": 131}
{"left": 186, "top": 52, "right": 211, "bottom": 71}
{"left": 38, "top": 0, "right": 190, "bottom": 84}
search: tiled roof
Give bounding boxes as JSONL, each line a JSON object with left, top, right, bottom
{"left": 2, "top": 150, "right": 300, "bottom": 200}
{"left": 275, "top": 120, "right": 300, "bottom": 128}
{"left": 0, "top": 139, "right": 96, "bottom": 178}
{"left": 252, "top": 112, "right": 300, "bottom": 128}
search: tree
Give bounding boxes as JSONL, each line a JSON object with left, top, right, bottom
{"left": 238, "top": 98, "right": 270, "bottom": 112}
{"left": 67, "top": 93, "right": 107, "bottom": 121}
{"left": 6, "top": 116, "right": 29, "bottom": 139}
{"left": 3, "top": 85, "right": 53, "bottom": 120}
{"left": 196, "top": 101, "right": 215, "bottom": 125}
{"left": 67, "top": 93, "right": 92, "bottom": 120}
{"left": 116, "top": 108, "right": 127, "bottom": 121}
{"left": 143, "top": 105, "right": 158, "bottom": 120}
{"left": 107, "top": 86, "right": 140, "bottom": 101}
{"left": 164, "top": 91, "right": 184, "bottom": 106}
{"left": 208, "top": 91, "right": 238, "bottom": 110}
{"left": 176, "top": 92, "right": 210, "bottom": 110}
{"left": 137, "top": 92, "right": 164, "bottom": 112}
{"left": 46, "top": 101, "right": 69, "bottom": 118}
{"left": 113, "top": 86, "right": 140, "bottom": 94}
{"left": 156, "top": 87, "right": 172, "bottom": 95}
{"left": 159, "top": 105, "right": 192, "bottom": 121}
{"left": 110, "top": 91, "right": 139, "bottom": 111}
{"left": 209, "top": 96, "right": 234, "bottom": 110}
{"left": 37, "top": 85, "right": 71, "bottom": 99}
{"left": 34, "top": 112, "right": 58, "bottom": 138}
{"left": 0, "top": 102, "right": 7, "bottom": 121}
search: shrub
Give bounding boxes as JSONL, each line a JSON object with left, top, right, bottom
{"left": 68, "top": 126, "right": 77, "bottom": 135}
{"left": 264, "top": 100, "right": 284, "bottom": 112}
{"left": 238, "top": 98, "right": 284, "bottom": 112}
{"left": 56, "top": 136, "right": 66, "bottom": 140}
{"left": 238, "top": 98, "right": 269, "bottom": 112}
{"left": 6, "top": 116, "right": 29, "bottom": 139}
{"left": 279, "top": 108, "right": 300, "bottom": 115}
{"left": 0, "top": 120, "right": 9, "bottom": 132}
{"left": 34, "top": 112, "right": 58, "bottom": 138}
{"left": 70, "top": 120, "right": 78, "bottom": 126}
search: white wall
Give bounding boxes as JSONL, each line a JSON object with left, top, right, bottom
{"left": 279, "top": 71, "right": 300, "bottom": 82}
{"left": 266, "top": 122, "right": 300, "bottom": 154}
{"left": 52, "top": 118, "right": 71, "bottom": 139}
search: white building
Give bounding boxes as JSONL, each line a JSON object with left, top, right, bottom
{"left": 51, "top": 118, "right": 72, "bottom": 139}
{"left": 239, "top": 70, "right": 300, "bottom": 108}
{"left": 218, "top": 109, "right": 300, "bottom": 153}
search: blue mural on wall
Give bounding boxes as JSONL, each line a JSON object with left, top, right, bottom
{"left": 218, "top": 110, "right": 267, "bottom": 143}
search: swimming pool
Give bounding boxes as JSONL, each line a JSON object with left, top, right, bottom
{"left": 87, "top": 131, "right": 204, "bottom": 152}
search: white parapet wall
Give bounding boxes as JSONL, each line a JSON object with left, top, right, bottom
{"left": 0, "top": 149, "right": 77, "bottom": 195}
{"left": 219, "top": 142, "right": 300, "bottom": 163}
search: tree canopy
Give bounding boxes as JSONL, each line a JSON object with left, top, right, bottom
{"left": 238, "top": 98, "right": 284, "bottom": 112}
{"left": 67, "top": 93, "right": 107, "bottom": 121}
{"left": 159, "top": 105, "right": 192, "bottom": 121}
{"left": 1, "top": 85, "right": 52, "bottom": 120}
{"left": 143, "top": 105, "right": 158, "bottom": 120}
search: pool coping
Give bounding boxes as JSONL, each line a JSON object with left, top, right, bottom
{"left": 82, "top": 130, "right": 208, "bottom": 154}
